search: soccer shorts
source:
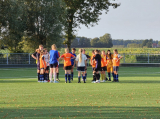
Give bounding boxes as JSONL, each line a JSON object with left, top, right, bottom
{"left": 101, "top": 67, "right": 107, "bottom": 71}
{"left": 107, "top": 66, "right": 113, "bottom": 72}
{"left": 113, "top": 66, "right": 119, "bottom": 72}
{"left": 50, "top": 63, "right": 58, "bottom": 68}
{"left": 64, "top": 66, "right": 72, "bottom": 70}
{"left": 77, "top": 67, "right": 85, "bottom": 72}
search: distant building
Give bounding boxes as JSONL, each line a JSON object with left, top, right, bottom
{"left": 152, "top": 43, "right": 160, "bottom": 48}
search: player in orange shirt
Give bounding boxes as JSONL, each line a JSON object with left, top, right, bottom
{"left": 101, "top": 50, "right": 107, "bottom": 82}
{"left": 39, "top": 49, "right": 47, "bottom": 82}
{"left": 90, "top": 50, "right": 96, "bottom": 81}
{"left": 60, "top": 48, "right": 76, "bottom": 83}
{"left": 112, "top": 49, "right": 123, "bottom": 82}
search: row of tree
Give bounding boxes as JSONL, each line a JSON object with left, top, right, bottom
{"left": 0, "top": 0, "right": 120, "bottom": 53}
{"left": 71, "top": 33, "right": 113, "bottom": 48}
{"left": 113, "top": 39, "right": 159, "bottom": 48}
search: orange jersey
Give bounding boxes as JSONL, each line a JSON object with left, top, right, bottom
{"left": 90, "top": 55, "right": 96, "bottom": 68}
{"left": 101, "top": 56, "right": 106, "bottom": 67}
{"left": 113, "top": 54, "right": 120, "bottom": 66}
{"left": 40, "top": 56, "right": 47, "bottom": 69}
{"left": 61, "top": 53, "right": 74, "bottom": 66}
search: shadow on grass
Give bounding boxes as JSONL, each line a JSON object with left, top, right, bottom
{"left": 0, "top": 106, "right": 159, "bottom": 118}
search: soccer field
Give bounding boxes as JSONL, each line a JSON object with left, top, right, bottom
{"left": 0, "top": 67, "right": 160, "bottom": 119}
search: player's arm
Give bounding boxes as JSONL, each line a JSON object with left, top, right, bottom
{"left": 31, "top": 52, "right": 37, "bottom": 60}
{"left": 117, "top": 55, "right": 123, "bottom": 62}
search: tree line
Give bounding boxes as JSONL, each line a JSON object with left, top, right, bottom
{"left": 71, "top": 33, "right": 113, "bottom": 48}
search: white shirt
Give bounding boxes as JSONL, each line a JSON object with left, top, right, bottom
{"left": 43, "top": 53, "right": 49, "bottom": 66}
{"left": 76, "top": 54, "right": 87, "bottom": 67}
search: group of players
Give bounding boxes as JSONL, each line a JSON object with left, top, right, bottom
{"left": 31, "top": 44, "right": 123, "bottom": 83}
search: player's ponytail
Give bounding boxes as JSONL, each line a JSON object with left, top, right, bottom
{"left": 79, "top": 49, "right": 82, "bottom": 63}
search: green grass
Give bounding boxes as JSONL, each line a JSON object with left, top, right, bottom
{"left": 0, "top": 67, "right": 160, "bottom": 119}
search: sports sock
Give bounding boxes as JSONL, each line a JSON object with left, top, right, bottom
{"left": 112, "top": 73, "right": 114, "bottom": 79}
{"left": 44, "top": 73, "right": 47, "bottom": 80}
{"left": 78, "top": 76, "right": 81, "bottom": 82}
{"left": 42, "top": 74, "right": 44, "bottom": 81}
{"left": 57, "top": 73, "right": 59, "bottom": 79}
{"left": 101, "top": 73, "right": 103, "bottom": 80}
{"left": 83, "top": 75, "right": 86, "bottom": 82}
{"left": 85, "top": 73, "right": 87, "bottom": 79}
{"left": 39, "top": 74, "right": 42, "bottom": 81}
{"left": 38, "top": 73, "right": 40, "bottom": 81}
{"left": 71, "top": 72, "right": 73, "bottom": 79}
{"left": 54, "top": 73, "right": 56, "bottom": 82}
{"left": 98, "top": 73, "right": 100, "bottom": 80}
{"left": 47, "top": 73, "right": 49, "bottom": 81}
{"left": 93, "top": 74, "right": 95, "bottom": 81}
{"left": 50, "top": 72, "right": 52, "bottom": 81}
{"left": 117, "top": 74, "right": 119, "bottom": 81}
{"left": 68, "top": 74, "right": 71, "bottom": 82}
{"left": 108, "top": 73, "right": 111, "bottom": 79}
{"left": 82, "top": 74, "right": 83, "bottom": 79}
{"left": 65, "top": 74, "right": 67, "bottom": 82}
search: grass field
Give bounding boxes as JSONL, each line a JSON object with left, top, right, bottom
{"left": 0, "top": 67, "right": 160, "bottom": 119}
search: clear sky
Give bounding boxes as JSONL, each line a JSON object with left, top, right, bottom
{"left": 77, "top": 0, "right": 160, "bottom": 40}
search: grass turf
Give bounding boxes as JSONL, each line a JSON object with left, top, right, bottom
{"left": 0, "top": 67, "right": 160, "bottom": 119}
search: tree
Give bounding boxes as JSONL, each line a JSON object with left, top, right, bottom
{"left": 91, "top": 37, "right": 100, "bottom": 47}
{"left": 0, "top": 0, "right": 66, "bottom": 53}
{"left": 63, "top": 0, "right": 120, "bottom": 51}
{"left": 99, "top": 33, "right": 113, "bottom": 48}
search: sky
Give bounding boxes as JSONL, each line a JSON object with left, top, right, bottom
{"left": 77, "top": 0, "right": 160, "bottom": 40}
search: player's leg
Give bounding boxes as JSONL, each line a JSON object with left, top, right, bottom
{"left": 37, "top": 69, "right": 40, "bottom": 82}
{"left": 64, "top": 68, "right": 68, "bottom": 83}
{"left": 40, "top": 68, "right": 45, "bottom": 82}
{"left": 67, "top": 66, "right": 71, "bottom": 83}
{"left": 71, "top": 66, "right": 74, "bottom": 81}
{"left": 82, "top": 71, "right": 86, "bottom": 83}
{"left": 78, "top": 71, "right": 81, "bottom": 83}
{"left": 50, "top": 64, "right": 53, "bottom": 83}
{"left": 107, "top": 66, "right": 111, "bottom": 81}
{"left": 111, "top": 66, "right": 114, "bottom": 81}
{"left": 114, "top": 66, "right": 119, "bottom": 82}
{"left": 56, "top": 66, "right": 60, "bottom": 81}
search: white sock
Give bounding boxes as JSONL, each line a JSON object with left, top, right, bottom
{"left": 50, "top": 73, "right": 52, "bottom": 81}
{"left": 54, "top": 73, "right": 56, "bottom": 82}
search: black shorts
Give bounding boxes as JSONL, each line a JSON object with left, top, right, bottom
{"left": 64, "top": 66, "right": 72, "bottom": 70}
{"left": 77, "top": 67, "right": 85, "bottom": 72}
{"left": 50, "top": 63, "right": 58, "bottom": 68}
{"left": 37, "top": 65, "right": 40, "bottom": 70}
{"left": 46, "top": 66, "right": 49, "bottom": 70}
{"left": 94, "top": 67, "right": 102, "bottom": 72}
{"left": 101, "top": 67, "right": 107, "bottom": 71}
{"left": 113, "top": 66, "right": 119, "bottom": 72}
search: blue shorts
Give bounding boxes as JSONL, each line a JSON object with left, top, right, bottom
{"left": 77, "top": 67, "right": 85, "bottom": 72}
{"left": 113, "top": 66, "right": 119, "bottom": 72}
{"left": 50, "top": 63, "right": 58, "bottom": 68}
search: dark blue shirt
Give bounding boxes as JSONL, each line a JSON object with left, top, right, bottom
{"left": 70, "top": 52, "right": 76, "bottom": 65}
{"left": 49, "top": 50, "right": 59, "bottom": 64}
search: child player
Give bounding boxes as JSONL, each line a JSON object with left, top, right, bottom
{"left": 112, "top": 49, "right": 123, "bottom": 82}
{"left": 70, "top": 48, "right": 76, "bottom": 81}
{"left": 92, "top": 50, "right": 102, "bottom": 83}
{"left": 106, "top": 50, "right": 114, "bottom": 81}
{"left": 31, "top": 45, "right": 43, "bottom": 82}
{"left": 82, "top": 49, "right": 90, "bottom": 80}
{"left": 76, "top": 49, "right": 87, "bottom": 83}
{"left": 49, "top": 44, "right": 59, "bottom": 83}
{"left": 101, "top": 50, "right": 107, "bottom": 82}
{"left": 39, "top": 49, "right": 47, "bottom": 82}
{"left": 60, "top": 48, "right": 75, "bottom": 83}
{"left": 43, "top": 48, "right": 50, "bottom": 82}
{"left": 90, "top": 50, "right": 96, "bottom": 82}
